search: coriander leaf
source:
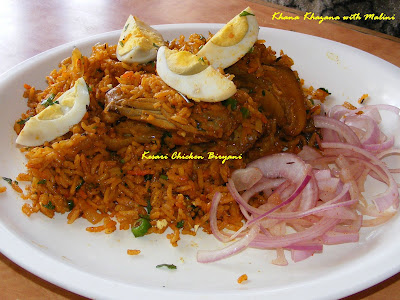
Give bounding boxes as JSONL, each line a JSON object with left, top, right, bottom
{"left": 37, "top": 179, "right": 47, "bottom": 184}
{"left": 177, "top": 220, "right": 184, "bottom": 228}
{"left": 222, "top": 98, "right": 237, "bottom": 110}
{"left": 75, "top": 178, "right": 85, "bottom": 191}
{"left": 146, "top": 198, "right": 152, "bottom": 214}
{"left": 318, "top": 87, "right": 331, "bottom": 95}
{"left": 156, "top": 264, "right": 177, "bottom": 269}
{"left": 240, "top": 107, "right": 250, "bottom": 118}
{"left": 239, "top": 11, "right": 255, "bottom": 17}
{"left": 161, "top": 131, "right": 172, "bottom": 146}
{"left": 17, "top": 117, "right": 31, "bottom": 125}
{"left": 67, "top": 200, "right": 75, "bottom": 211}
{"left": 160, "top": 174, "right": 168, "bottom": 180}
{"left": 43, "top": 201, "right": 55, "bottom": 210}
{"left": 144, "top": 174, "right": 153, "bottom": 181}
{"left": 2, "top": 177, "right": 12, "bottom": 185}
{"left": 41, "top": 94, "right": 56, "bottom": 107}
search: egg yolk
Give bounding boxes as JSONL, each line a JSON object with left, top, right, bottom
{"left": 210, "top": 14, "right": 249, "bottom": 47}
{"left": 37, "top": 105, "right": 64, "bottom": 120}
{"left": 118, "top": 17, "right": 164, "bottom": 56}
{"left": 164, "top": 48, "right": 208, "bottom": 75}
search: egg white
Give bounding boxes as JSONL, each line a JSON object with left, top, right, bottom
{"left": 116, "top": 15, "right": 164, "bottom": 64}
{"left": 16, "top": 77, "right": 90, "bottom": 146}
{"left": 196, "top": 7, "right": 259, "bottom": 69}
{"left": 156, "top": 46, "right": 236, "bottom": 102}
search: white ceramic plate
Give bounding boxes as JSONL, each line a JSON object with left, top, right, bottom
{"left": 0, "top": 24, "right": 399, "bottom": 300}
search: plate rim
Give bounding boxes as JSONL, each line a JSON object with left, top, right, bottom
{"left": 1, "top": 23, "right": 399, "bottom": 300}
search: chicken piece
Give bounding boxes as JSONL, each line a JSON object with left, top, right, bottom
{"left": 227, "top": 43, "right": 307, "bottom": 136}
{"left": 103, "top": 84, "right": 242, "bottom": 141}
{"left": 103, "top": 119, "right": 212, "bottom": 151}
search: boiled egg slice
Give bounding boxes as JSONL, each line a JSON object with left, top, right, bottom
{"left": 196, "top": 7, "right": 259, "bottom": 69}
{"left": 117, "top": 15, "right": 164, "bottom": 64}
{"left": 156, "top": 46, "right": 236, "bottom": 102}
{"left": 16, "top": 77, "right": 90, "bottom": 146}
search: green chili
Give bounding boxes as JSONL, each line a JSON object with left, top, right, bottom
{"left": 131, "top": 218, "right": 151, "bottom": 237}
{"left": 160, "top": 174, "right": 168, "bottom": 180}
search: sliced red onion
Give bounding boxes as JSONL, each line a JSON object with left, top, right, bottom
{"left": 287, "top": 241, "right": 323, "bottom": 251}
{"left": 298, "top": 145, "right": 323, "bottom": 161}
{"left": 291, "top": 249, "right": 319, "bottom": 263}
{"left": 260, "top": 184, "right": 353, "bottom": 220}
{"left": 316, "top": 177, "right": 340, "bottom": 193}
{"left": 322, "top": 142, "right": 399, "bottom": 211}
{"left": 298, "top": 175, "right": 319, "bottom": 211}
{"left": 209, "top": 192, "right": 231, "bottom": 242}
{"left": 333, "top": 215, "right": 362, "bottom": 233}
{"left": 314, "top": 206, "right": 358, "bottom": 220}
{"left": 198, "top": 105, "right": 400, "bottom": 265}
{"left": 241, "top": 178, "right": 287, "bottom": 202}
{"left": 343, "top": 115, "right": 380, "bottom": 144}
{"left": 313, "top": 169, "right": 333, "bottom": 180}
{"left": 320, "top": 128, "right": 341, "bottom": 143}
{"left": 314, "top": 115, "right": 361, "bottom": 146}
{"left": 231, "top": 167, "right": 263, "bottom": 192}
{"left": 347, "top": 104, "right": 400, "bottom": 117}
{"left": 272, "top": 248, "right": 288, "bottom": 266}
{"left": 363, "top": 135, "right": 395, "bottom": 152}
{"left": 250, "top": 218, "right": 339, "bottom": 249}
{"left": 197, "top": 224, "right": 259, "bottom": 263}
{"left": 322, "top": 231, "right": 359, "bottom": 245}
{"left": 247, "top": 174, "right": 312, "bottom": 226}
{"left": 247, "top": 153, "right": 309, "bottom": 184}
{"left": 328, "top": 105, "right": 351, "bottom": 120}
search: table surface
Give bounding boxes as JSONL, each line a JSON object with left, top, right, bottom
{"left": 1, "top": 0, "right": 399, "bottom": 299}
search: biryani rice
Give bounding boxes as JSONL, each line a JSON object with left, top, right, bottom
{"left": 14, "top": 33, "right": 321, "bottom": 245}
